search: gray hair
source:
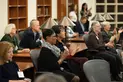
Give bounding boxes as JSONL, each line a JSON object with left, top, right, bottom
{"left": 35, "top": 73, "right": 67, "bottom": 82}
{"left": 4, "top": 24, "right": 16, "bottom": 34}
{"left": 101, "top": 21, "right": 110, "bottom": 28}
{"left": 90, "top": 21, "right": 100, "bottom": 32}
{"left": 30, "top": 19, "right": 38, "bottom": 27}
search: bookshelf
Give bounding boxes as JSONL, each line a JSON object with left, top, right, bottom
{"left": 8, "top": 0, "right": 28, "bottom": 30}
{"left": 37, "top": 0, "right": 52, "bottom": 25}
{"left": 68, "top": 0, "right": 78, "bottom": 18}
{"left": 96, "top": 0, "right": 123, "bottom": 28}
{"left": 57, "top": 0, "right": 78, "bottom": 21}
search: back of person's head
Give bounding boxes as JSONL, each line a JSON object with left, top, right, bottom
{"left": 35, "top": 73, "right": 67, "bottom": 82}
{"left": 43, "top": 29, "right": 55, "bottom": 40}
{"left": 0, "top": 41, "right": 14, "bottom": 65}
{"left": 4, "top": 24, "right": 16, "bottom": 34}
{"left": 52, "top": 25, "right": 63, "bottom": 35}
{"left": 70, "top": 4, "right": 77, "bottom": 11}
{"left": 80, "top": 16, "right": 87, "bottom": 23}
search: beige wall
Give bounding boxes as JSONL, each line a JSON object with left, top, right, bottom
{"left": 0, "top": 0, "right": 8, "bottom": 39}
{"left": 0, "top": 0, "right": 95, "bottom": 39}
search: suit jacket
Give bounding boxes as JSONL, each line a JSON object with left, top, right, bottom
{"left": 87, "top": 31, "right": 105, "bottom": 51}
{"left": 37, "top": 47, "right": 60, "bottom": 71}
{"left": 0, "top": 61, "right": 19, "bottom": 82}
{"left": 101, "top": 30, "right": 112, "bottom": 43}
{"left": 19, "top": 28, "right": 41, "bottom": 49}
{"left": 75, "top": 21, "right": 84, "bottom": 35}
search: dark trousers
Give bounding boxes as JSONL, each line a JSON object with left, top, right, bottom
{"left": 98, "top": 50, "right": 121, "bottom": 77}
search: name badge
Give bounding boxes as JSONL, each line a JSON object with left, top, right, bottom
{"left": 17, "top": 71, "right": 25, "bottom": 78}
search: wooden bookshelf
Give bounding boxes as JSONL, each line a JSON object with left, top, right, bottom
{"left": 37, "top": 0, "right": 52, "bottom": 25}
{"left": 68, "top": 0, "right": 78, "bottom": 18}
{"left": 8, "top": 0, "right": 28, "bottom": 30}
{"left": 57, "top": 0, "right": 78, "bottom": 21}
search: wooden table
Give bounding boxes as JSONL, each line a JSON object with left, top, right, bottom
{"left": 67, "top": 37, "right": 87, "bottom": 56}
{"left": 13, "top": 52, "right": 33, "bottom": 71}
{"left": 67, "top": 36, "right": 84, "bottom": 42}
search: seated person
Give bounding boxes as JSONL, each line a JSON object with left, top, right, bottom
{"left": 37, "top": 29, "right": 80, "bottom": 82}
{"left": 52, "top": 25, "right": 88, "bottom": 82}
{"left": 1, "top": 24, "right": 30, "bottom": 53}
{"left": 101, "top": 21, "right": 123, "bottom": 48}
{"left": 35, "top": 73, "right": 66, "bottom": 82}
{"left": 20, "top": 19, "right": 42, "bottom": 49}
{"left": 66, "top": 26, "right": 78, "bottom": 38}
{"left": 87, "top": 21, "right": 122, "bottom": 81}
{"left": 101, "top": 21, "right": 123, "bottom": 56}
{"left": 0, "top": 41, "right": 29, "bottom": 82}
{"left": 75, "top": 16, "right": 87, "bottom": 35}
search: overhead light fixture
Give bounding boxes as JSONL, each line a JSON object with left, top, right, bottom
{"left": 59, "top": 16, "right": 75, "bottom": 27}
{"left": 103, "top": 13, "right": 114, "bottom": 21}
{"left": 91, "top": 13, "right": 105, "bottom": 22}
{"left": 40, "top": 17, "right": 58, "bottom": 29}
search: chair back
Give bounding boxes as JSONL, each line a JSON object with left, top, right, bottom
{"left": 83, "top": 59, "right": 111, "bottom": 82}
{"left": 83, "top": 34, "right": 89, "bottom": 46}
{"left": 30, "top": 49, "right": 41, "bottom": 70}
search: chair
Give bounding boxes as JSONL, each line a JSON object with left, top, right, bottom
{"left": 30, "top": 49, "right": 53, "bottom": 79}
{"left": 30, "top": 49, "right": 41, "bottom": 70}
{"left": 83, "top": 59, "right": 111, "bottom": 82}
{"left": 83, "top": 34, "right": 100, "bottom": 59}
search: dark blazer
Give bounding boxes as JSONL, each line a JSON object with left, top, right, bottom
{"left": 37, "top": 47, "right": 60, "bottom": 71}
{"left": 19, "top": 28, "right": 41, "bottom": 49}
{"left": 37, "top": 47, "right": 75, "bottom": 82}
{"left": 75, "top": 21, "right": 84, "bottom": 35}
{"left": 0, "top": 61, "right": 19, "bottom": 82}
{"left": 1, "top": 34, "right": 22, "bottom": 53}
{"left": 87, "top": 31, "right": 105, "bottom": 51}
{"left": 101, "top": 30, "right": 112, "bottom": 43}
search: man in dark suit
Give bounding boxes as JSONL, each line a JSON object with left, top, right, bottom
{"left": 19, "top": 19, "right": 42, "bottom": 49}
{"left": 74, "top": 17, "right": 87, "bottom": 35}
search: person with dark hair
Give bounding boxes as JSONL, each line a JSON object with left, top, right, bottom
{"left": 37, "top": 29, "right": 80, "bottom": 82}
{"left": 74, "top": 16, "right": 87, "bottom": 35}
{"left": 52, "top": 25, "right": 88, "bottom": 82}
{"left": 80, "top": 3, "right": 92, "bottom": 32}
{"left": 35, "top": 73, "right": 67, "bottom": 82}
{"left": 0, "top": 41, "right": 29, "bottom": 82}
{"left": 20, "top": 19, "right": 42, "bottom": 49}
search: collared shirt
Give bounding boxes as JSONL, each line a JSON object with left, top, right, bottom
{"left": 79, "top": 21, "right": 85, "bottom": 32}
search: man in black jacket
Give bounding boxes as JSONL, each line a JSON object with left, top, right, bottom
{"left": 20, "top": 19, "right": 42, "bottom": 49}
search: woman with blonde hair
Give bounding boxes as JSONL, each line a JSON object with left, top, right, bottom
{"left": 0, "top": 41, "right": 29, "bottom": 82}
{"left": 1, "top": 24, "right": 30, "bottom": 53}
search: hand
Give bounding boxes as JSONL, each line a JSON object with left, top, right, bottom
{"left": 73, "top": 33, "right": 79, "bottom": 37}
{"left": 22, "top": 48, "right": 30, "bottom": 52}
{"left": 60, "top": 50, "right": 69, "bottom": 60}
{"left": 118, "top": 29, "right": 123, "bottom": 34}
{"left": 105, "top": 42, "right": 114, "bottom": 48}
{"left": 89, "top": 7, "right": 92, "bottom": 11}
